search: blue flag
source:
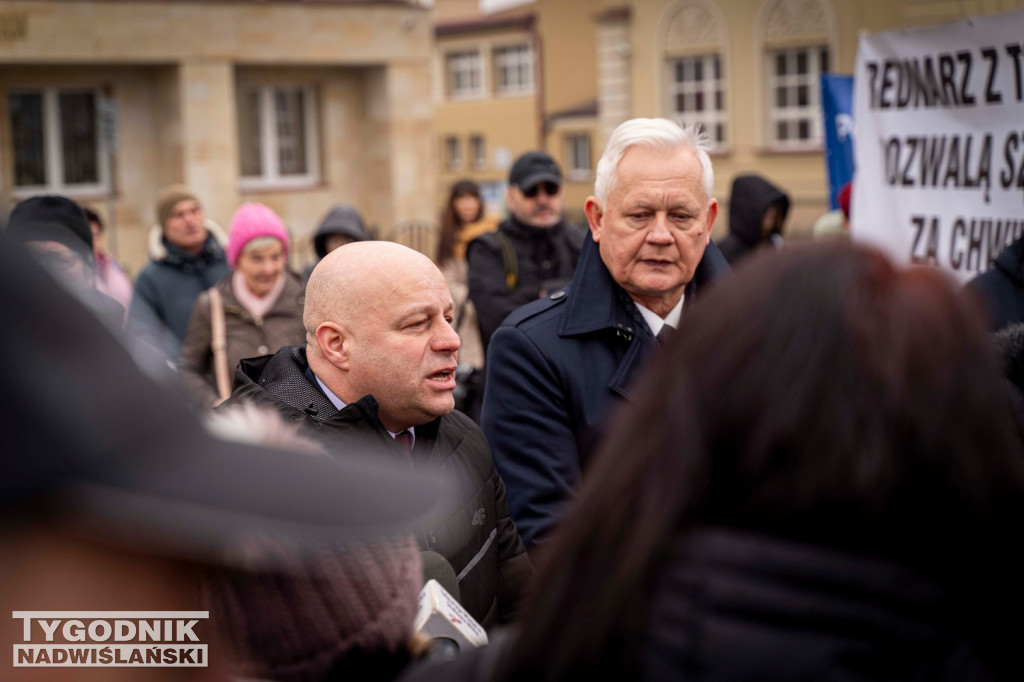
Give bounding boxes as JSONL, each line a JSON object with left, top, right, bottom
{"left": 820, "top": 74, "right": 855, "bottom": 210}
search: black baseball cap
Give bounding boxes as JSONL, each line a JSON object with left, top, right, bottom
{"left": 509, "top": 150, "right": 562, "bottom": 191}
{"left": 0, "top": 240, "right": 453, "bottom": 562}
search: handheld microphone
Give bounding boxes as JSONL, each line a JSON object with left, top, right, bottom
{"left": 414, "top": 553, "right": 487, "bottom": 654}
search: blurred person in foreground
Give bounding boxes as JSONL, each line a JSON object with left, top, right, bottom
{"left": 228, "top": 240, "right": 533, "bottom": 628}
{"left": 0, "top": 240, "right": 451, "bottom": 681}
{"left": 407, "top": 242, "right": 1024, "bottom": 681}
{"left": 482, "top": 118, "right": 729, "bottom": 548}
{"left": 128, "top": 185, "right": 229, "bottom": 354}
{"left": 204, "top": 404, "right": 425, "bottom": 682}
{"left": 437, "top": 180, "right": 498, "bottom": 421}
{"left": 179, "top": 202, "right": 306, "bottom": 407}
{"left": 84, "top": 206, "right": 134, "bottom": 316}
{"left": 2, "top": 195, "right": 125, "bottom": 324}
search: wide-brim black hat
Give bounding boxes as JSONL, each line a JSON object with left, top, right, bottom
{"left": 0, "top": 240, "right": 454, "bottom": 562}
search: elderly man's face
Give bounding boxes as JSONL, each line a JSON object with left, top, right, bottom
{"left": 344, "top": 265, "right": 461, "bottom": 432}
{"left": 586, "top": 144, "right": 716, "bottom": 316}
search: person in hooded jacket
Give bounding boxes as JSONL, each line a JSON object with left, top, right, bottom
{"left": 967, "top": 234, "right": 1024, "bottom": 332}
{"left": 717, "top": 174, "right": 791, "bottom": 266}
{"left": 128, "top": 185, "right": 229, "bottom": 355}
{"left": 303, "top": 204, "right": 370, "bottom": 279}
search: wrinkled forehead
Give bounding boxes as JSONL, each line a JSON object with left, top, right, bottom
{"left": 359, "top": 262, "right": 453, "bottom": 320}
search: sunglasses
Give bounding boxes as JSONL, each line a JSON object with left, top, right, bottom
{"left": 522, "top": 182, "right": 561, "bottom": 198}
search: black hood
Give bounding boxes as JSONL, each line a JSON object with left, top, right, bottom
{"left": 727, "top": 174, "right": 791, "bottom": 245}
{"left": 312, "top": 205, "right": 368, "bottom": 258}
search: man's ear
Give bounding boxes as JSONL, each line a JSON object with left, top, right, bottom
{"left": 314, "top": 322, "right": 350, "bottom": 370}
{"left": 584, "top": 196, "right": 603, "bottom": 243}
{"left": 704, "top": 198, "right": 718, "bottom": 245}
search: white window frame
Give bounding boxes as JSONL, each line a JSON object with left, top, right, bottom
{"left": 493, "top": 43, "right": 534, "bottom": 96}
{"left": 238, "top": 84, "right": 320, "bottom": 191}
{"left": 667, "top": 53, "right": 727, "bottom": 147}
{"left": 9, "top": 86, "right": 110, "bottom": 197}
{"left": 564, "top": 133, "right": 592, "bottom": 182}
{"left": 470, "top": 134, "right": 486, "bottom": 170}
{"left": 767, "top": 46, "right": 829, "bottom": 150}
{"left": 446, "top": 50, "right": 485, "bottom": 100}
{"left": 445, "top": 135, "right": 463, "bottom": 171}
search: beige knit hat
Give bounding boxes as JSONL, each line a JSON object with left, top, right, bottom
{"left": 155, "top": 185, "right": 200, "bottom": 231}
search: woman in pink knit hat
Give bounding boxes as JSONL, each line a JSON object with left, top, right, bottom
{"left": 179, "top": 202, "right": 307, "bottom": 407}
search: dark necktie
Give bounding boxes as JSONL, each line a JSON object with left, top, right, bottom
{"left": 656, "top": 324, "right": 675, "bottom": 347}
{"left": 394, "top": 430, "right": 413, "bottom": 464}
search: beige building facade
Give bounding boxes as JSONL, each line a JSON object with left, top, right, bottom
{"left": 0, "top": 0, "right": 437, "bottom": 274}
{"left": 439, "top": 0, "right": 1024, "bottom": 236}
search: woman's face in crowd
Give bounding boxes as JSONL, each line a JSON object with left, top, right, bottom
{"left": 453, "top": 194, "right": 481, "bottom": 225}
{"left": 237, "top": 239, "right": 286, "bottom": 298}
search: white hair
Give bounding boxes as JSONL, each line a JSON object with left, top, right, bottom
{"left": 593, "top": 118, "right": 715, "bottom": 204}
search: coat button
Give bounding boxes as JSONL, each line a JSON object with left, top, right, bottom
{"left": 550, "top": 290, "right": 566, "bottom": 300}
{"left": 257, "top": 345, "right": 269, "bottom": 355}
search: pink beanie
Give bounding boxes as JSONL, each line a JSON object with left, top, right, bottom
{"left": 227, "top": 202, "right": 290, "bottom": 267}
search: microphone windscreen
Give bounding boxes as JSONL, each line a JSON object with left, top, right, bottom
{"left": 421, "top": 551, "right": 460, "bottom": 602}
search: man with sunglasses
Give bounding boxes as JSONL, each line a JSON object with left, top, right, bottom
{"left": 467, "top": 151, "right": 584, "bottom": 355}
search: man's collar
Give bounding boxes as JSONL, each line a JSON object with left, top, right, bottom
{"left": 634, "top": 296, "right": 684, "bottom": 336}
{"left": 310, "top": 371, "right": 415, "bottom": 441}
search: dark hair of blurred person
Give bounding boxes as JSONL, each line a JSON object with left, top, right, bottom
{"left": 489, "top": 243, "right": 1024, "bottom": 681}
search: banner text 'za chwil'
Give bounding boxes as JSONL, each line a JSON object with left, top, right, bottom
{"left": 852, "top": 10, "right": 1024, "bottom": 282}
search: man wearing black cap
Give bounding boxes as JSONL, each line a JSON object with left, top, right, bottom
{"left": 466, "top": 150, "right": 584, "bottom": 354}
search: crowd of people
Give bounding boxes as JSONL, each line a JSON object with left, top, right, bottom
{"left": 4, "top": 116, "right": 1024, "bottom": 682}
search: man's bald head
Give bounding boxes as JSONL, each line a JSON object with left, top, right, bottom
{"left": 304, "top": 241, "right": 440, "bottom": 342}
{"left": 303, "top": 241, "right": 461, "bottom": 431}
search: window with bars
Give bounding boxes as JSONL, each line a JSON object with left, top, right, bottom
{"left": 494, "top": 44, "right": 533, "bottom": 95}
{"left": 445, "top": 136, "right": 462, "bottom": 171}
{"left": 9, "top": 88, "right": 106, "bottom": 193}
{"left": 565, "top": 134, "right": 592, "bottom": 181}
{"left": 767, "top": 46, "right": 829, "bottom": 148}
{"left": 668, "top": 54, "right": 727, "bottom": 146}
{"left": 446, "top": 50, "right": 484, "bottom": 98}
{"left": 470, "top": 134, "right": 486, "bottom": 170}
{"left": 238, "top": 85, "right": 319, "bottom": 188}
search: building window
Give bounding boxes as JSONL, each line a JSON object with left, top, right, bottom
{"left": 9, "top": 88, "right": 107, "bottom": 194}
{"left": 565, "top": 134, "right": 592, "bottom": 181}
{"left": 767, "top": 46, "right": 829, "bottom": 148}
{"left": 444, "top": 136, "right": 462, "bottom": 171}
{"left": 470, "top": 135, "right": 486, "bottom": 170}
{"left": 668, "top": 54, "right": 726, "bottom": 146}
{"left": 446, "top": 50, "right": 484, "bottom": 99}
{"left": 493, "top": 44, "right": 533, "bottom": 95}
{"left": 238, "top": 85, "right": 320, "bottom": 189}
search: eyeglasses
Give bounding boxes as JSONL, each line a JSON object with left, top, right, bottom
{"left": 522, "top": 182, "right": 561, "bottom": 199}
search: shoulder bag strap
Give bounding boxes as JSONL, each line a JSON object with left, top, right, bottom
{"left": 208, "top": 287, "right": 232, "bottom": 402}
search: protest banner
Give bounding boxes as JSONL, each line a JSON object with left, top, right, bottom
{"left": 852, "top": 10, "right": 1024, "bottom": 282}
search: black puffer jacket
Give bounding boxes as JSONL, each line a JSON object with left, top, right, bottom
{"left": 227, "top": 345, "right": 533, "bottom": 628}
{"left": 399, "top": 528, "right": 1004, "bottom": 682}
{"left": 717, "top": 174, "right": 790, "bottom": 266}
{"left": 968, "top": 235, "right": 1024, "bottom": 331}
{"left": 467, "top": 216, "right": 584, "bottom": 353}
